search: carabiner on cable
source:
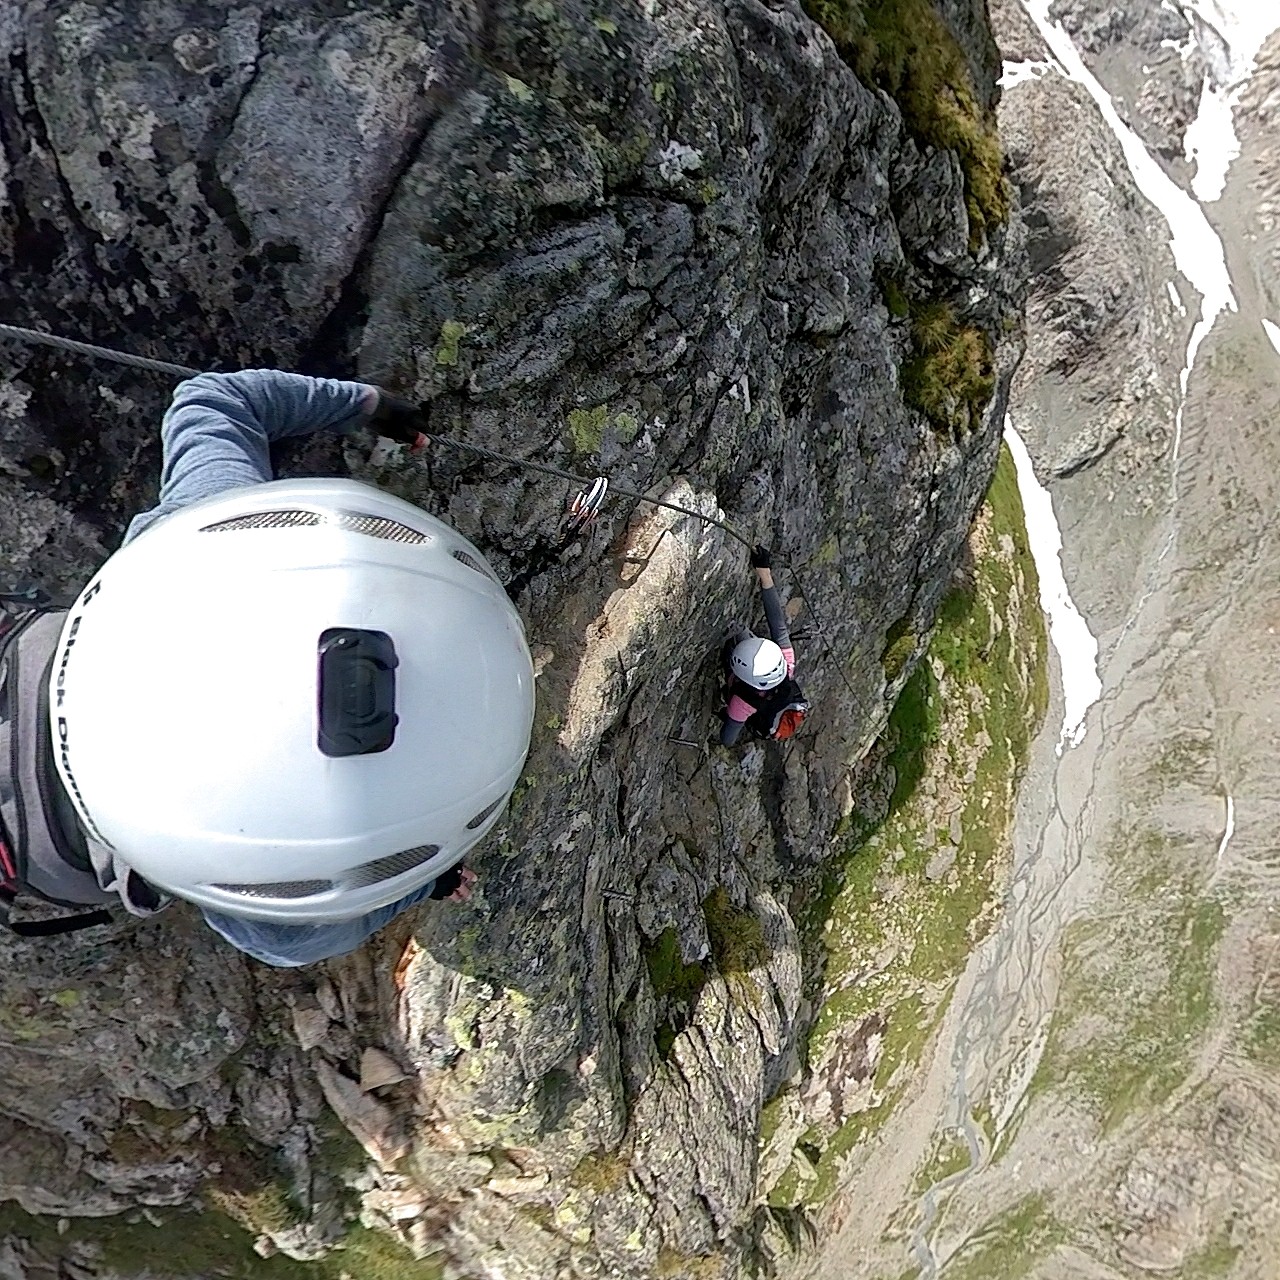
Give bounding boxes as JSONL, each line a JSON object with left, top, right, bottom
{"left": 565, "top": 476, "right": 609, "bottom": 538}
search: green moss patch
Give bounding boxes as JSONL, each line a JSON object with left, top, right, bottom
{"left": 569, "top": 1149, "right": 631, "bottom": 1195}
{"left": 645, "top": 928, "right": 708, "bottom": 1004}
{"left": 434, "top": 319, "right": 471, "bottom": 367}
{"left": 880, "top": 616, "right": 917, "bottom": 683}
{"left": 655, "top": 1244, "right": 725, "bottom": 1278}
{"left": 645, "top": 927, "right": 708, "bottom": 1060}
{"left": 758, "top": 1096, "right": 786, "bottom": 1150}
{"left": 765, "top": 1155, "right": 808, "bottom": 1209}
{"left": 645, "top": 895, "right": 770, "bottom": 1058}
{"left": 304, "top": 1225, "right": 445, "bottom": 1280}
{"left": 704, "top": 887, "right": 769, "bottom": 974}
{"left": 902, "top": 300, "right": 996, "bottom": 436}
{"left": 565, "top": 403, "right": 645, "bottom": 457}
{"left": 567, "top": 405, "right": 610, "bottom": 455}
{"left": 208, "top": 1183, "right": 302, "bottom": 1238}
{"left": 803, "top": 0, "right": 1009, "bottom": 242}
{"left": 941, "top": 1193, "right": 1066, "bottom": 1280}
{"left": 877, "top": 268, "right": 911, "bottom": 319}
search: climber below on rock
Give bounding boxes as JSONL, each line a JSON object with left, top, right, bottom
{"left": 719, "top": 546, "right": 809, "bottom": 745}
{"left": 0, "top": 370, "right": 535, "bottom": 965}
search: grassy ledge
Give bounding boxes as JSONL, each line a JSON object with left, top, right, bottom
{"left": 644, "top": 889, "right": 769, "bottom": 1059}
{"left": 802, "top": 0, "right": 1009, "bottom": 242}
{"left": 902, "top": 299, "right": 996, "bottom": 436}
{"left": 0, "top": 1114, "right": 441, "bottom": 1280}
{"left": 875, "top": 273, "right": 998, "bottom": 438}
{"left": 1027, "top": 825, "right": 1226, "bottom": 1133}
{"left": 759, "top": 446, "right": 1047, "bottom": 1208}
{"left": 808, "top": 1, "right": 1009, "bottom": 436}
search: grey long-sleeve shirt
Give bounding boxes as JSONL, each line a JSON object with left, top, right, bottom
{"left": 111, "top": 370, "right": 439, "bottom": 966}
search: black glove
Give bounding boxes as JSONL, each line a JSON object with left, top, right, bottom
{"left": 750, "top": 545, "right": 772, "bottom": 570}
{"left": 428, "top": 864, "right": 465, "bottom": 900}
{"left": 371, "top": 389, "right": 429, "bottom": 450}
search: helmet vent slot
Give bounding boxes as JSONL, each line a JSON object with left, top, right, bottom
{"left": 202, "top": 510, "right": 321, "bottom": 533}
{"left": 451, "top": 548, "right": 496, "bottom": 579}
{"left": 212, "top": 879, "right": 334, "bottom": 899}
{"left": 349, "top": 844, "right": 441, "bottom": 887}
{"left": 333, "top": 512, "right": 431, "bottom": 544}
{"left": 201, "top": 509, "right": 430, "bottom": 544}
{"left": 466, "top": 798, "right": 504, "bottom": 830}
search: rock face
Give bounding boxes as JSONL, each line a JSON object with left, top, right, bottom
{"left": 991, "top": 1, "right": 1187, "bottom": 630}
{"left": 0, "top": 2, "right": 1023, "bottom": 1277}
{"left": 999, "top": 68, "right": 1181, "bottom": 473}
{"left": 1046, "top": 0, "right": 1202, "bottom": 162}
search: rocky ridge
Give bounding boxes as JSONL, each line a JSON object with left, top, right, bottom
{"left": 0, "top": 2, "right": 1024, "bottom": 1277}
{"left": 1046, "top": 0, "right": 1202, "bottom": 165}
{"left": 991, "top": 0, "right": 1188, "bottom": 630}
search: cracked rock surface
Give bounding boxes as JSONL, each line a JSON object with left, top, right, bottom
{"left": 0, "top": 1, "right": 1023, "bottom": 1276}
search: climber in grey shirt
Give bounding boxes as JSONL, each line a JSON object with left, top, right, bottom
{"left": 15, "top": 369, "right": 480, "bottom": 966}
{"left": 126, "top": 369, "right": 391, "bottom": 541}
{"left": 719, "top": 547, "right": 804, "bottom": 745}
{"left": 137, "top": 371, "right": 478, "bottom": 964}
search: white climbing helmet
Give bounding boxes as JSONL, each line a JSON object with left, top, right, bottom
{"left": 730, "top": 636, "right": 787, "bottom": 691}
{"left": 49, "top": 478, "right": 535, "bottom": 923}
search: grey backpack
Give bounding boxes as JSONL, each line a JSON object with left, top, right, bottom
{"left": 0, "top": 593, "right": 116, "bottom": 935}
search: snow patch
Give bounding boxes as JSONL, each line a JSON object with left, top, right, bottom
{"left": 1183, "top": 75, "right": 1239, "bottom": 201}
{"left": 1263, "top": 319, "right": 1280, "bottom": 356}
{"left": 1182, "top": 0, "right": 1280, "bottom": 85}
{"left": 1021, "top": 0, "right": 1236, "bottom": 651}
{"left": 1178, "top": 2, "right": 1280, "bottom": 201}
{"left": 1004, "top": 420, "right": 1101, "bottom": 753}
{"left": 1022, "top": 0, "right": 1236, "bottom": 334}
{"left": 1167, "top": 281, "right": 1187, "bottom": 316}
{"left": 999, "top": 60, "right": 1052, "bottom": 88}
{"left": 1215, "top": 792, "right": 1235, "bottom": 868}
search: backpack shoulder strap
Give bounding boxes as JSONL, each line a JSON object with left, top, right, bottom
{"left": 0, "top": 826, "right": 113, "bottom": 936}
{"left": 0, "top": 878, "right": 114, "bottom": 936}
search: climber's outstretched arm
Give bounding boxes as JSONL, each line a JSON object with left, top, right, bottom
{"left": 122, "top": 371, "right": 429, "bottom": 545}
{"left": 752, "top": 547, "right": 795, "bottom": 674}
{"left": 122, "top": 370, "right": 378, "bottom": 544}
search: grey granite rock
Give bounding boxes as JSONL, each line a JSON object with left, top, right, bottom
{"left": 1046, "top": 0, "right": 1202, "bottom": 161}
{"left": 998, "top": 64, "right": 1183, "bottom": 489}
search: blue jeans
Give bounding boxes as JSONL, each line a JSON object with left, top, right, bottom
{"left": 200, "top": 879, "right": 437, "bottom": 966}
